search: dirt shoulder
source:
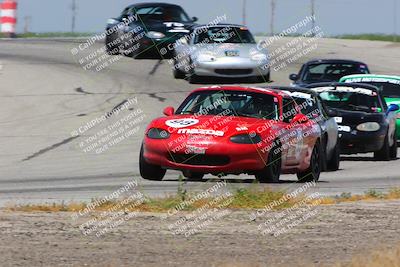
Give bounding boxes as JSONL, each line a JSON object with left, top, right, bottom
{"left": 1, "top": 200, "right": 399, "bottom": 267}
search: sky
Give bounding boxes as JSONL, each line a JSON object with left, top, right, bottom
{"left": 13, "top": 0, "right": 400, "bottom": 36}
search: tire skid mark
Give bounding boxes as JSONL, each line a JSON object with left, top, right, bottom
{"left": 75, "top": 87, "right": 93, "bottom": 95}
{"left": 148, "top": 60, "right": 163, "bottom": 76}
{"left": 146, "top": 93, "right": 166, "bottom": 102}
{"left": 20, "top": 99, "right": 131, "bottom": 162}
{"left": 106, "top": 99, "right": 128, "bottom": 117}
{"left": 22, "top": 136, "right": 79, "bottom": 162}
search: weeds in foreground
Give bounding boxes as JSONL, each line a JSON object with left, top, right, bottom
{"left": 332, "top": 244, "right": 400, "bottom": 267}
{"left": 5, "top": 187, "right": 400, "bottom": 213}
{"left": 335, "top": 33, "right": 400, "bottom": 43}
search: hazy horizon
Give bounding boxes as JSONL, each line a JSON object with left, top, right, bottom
{"left": 14, "top": 0, "right": 399, "bottom": 36}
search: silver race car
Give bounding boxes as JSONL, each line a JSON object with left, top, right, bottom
{"left": 172, "top": 24, "right": 270, "bottom": 83}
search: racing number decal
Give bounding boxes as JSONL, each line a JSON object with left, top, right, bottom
{"left": 165, "top": 119, "right": 199, "bottom": 128}
{"left": 286, "top": 127, "right": 304, "bottom": 162}
{"left": 164, "top": 22, "right": 185, "bottom": 27}
{"left": 294, "top": 128, "right": 304, "bottom": 159}
{"left": 164, "top": 22, "right": 189, "bottom": 33}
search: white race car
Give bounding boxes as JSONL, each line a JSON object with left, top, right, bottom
{"left": 172, "top": 24, "right": 270, "bottom": 83}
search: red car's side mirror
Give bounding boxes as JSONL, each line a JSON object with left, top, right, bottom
{"left": 291, "top": 114, "right": 309, "bottom": 124}
{"left": 163, "top": 106, "right": 175, "bottom": 116}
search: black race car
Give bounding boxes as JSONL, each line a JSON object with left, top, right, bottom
{"left": 105, "top": 3, "right": 197, "bottom": 58}
{"left": 290, "top": 59, "right": 370, "bottom": 87}
{"left": 270, "top": 86, "right": 340, "bottom": 171}
{"left": 307, "top": 82, "right": 399, "bottom": 160}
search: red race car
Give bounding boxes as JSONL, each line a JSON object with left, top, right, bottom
{"left": 140, "top": 86, "right": 322, "bottom": 183}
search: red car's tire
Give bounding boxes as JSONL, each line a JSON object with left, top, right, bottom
{"left": 297, "top": 140, "right": 321, "bottom": 182}
{"left": 139, "top": 145, "right": 166, "bottom": 181}
{"left": 255, "top": 140, "right": 282, "bottom": 183}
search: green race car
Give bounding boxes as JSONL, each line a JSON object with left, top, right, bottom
{"left": 339, "top": 74, "right": 400, "bottom": 140}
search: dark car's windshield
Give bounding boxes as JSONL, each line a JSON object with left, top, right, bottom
{"left": 363, "top": 82, "right": 400, "bottom": 98}
{"left": 194, "top": 27, "right": 256, "bottom": 44}
{"left": 176, "top": 90, "right": 279, "bottom": 120}
{"left": 316, "top": 87, "right": 382, "bottom": 113}
{"left": 132, "top": 6, "right": 192, "bottom": 22}
{"left": 303, "top": 63, "right": 369, "bottom": 82}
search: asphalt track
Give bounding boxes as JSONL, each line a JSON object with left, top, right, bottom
{"left": 0, "top": 37, "right": 399, "bottom": 206}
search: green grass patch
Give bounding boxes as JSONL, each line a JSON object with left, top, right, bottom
{"left": 335, "top": 34, "right": 400, "bottom": 43}
{"left": 0, "top": 32, "right": 96, "bottom": 38}
{"left": 5, "top": 187, "right": 400, "bottom": 213}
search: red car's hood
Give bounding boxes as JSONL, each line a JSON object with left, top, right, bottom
{"left": 148, "top": 115, "right": 278, "bottom": 137}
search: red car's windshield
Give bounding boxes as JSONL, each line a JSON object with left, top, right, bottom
{"left": 176, "top": 90, "right": 279, "bottom": 120}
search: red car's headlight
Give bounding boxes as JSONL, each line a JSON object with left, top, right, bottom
{"left": 147, "top": 128, "right": 170, "bottom": 139}
{"left": 230, "top": 134, "right": 262, "bottom": 144}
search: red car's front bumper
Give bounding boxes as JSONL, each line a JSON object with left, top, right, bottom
{"left": 143, "top": 139, "right": 268, "bottom": 174}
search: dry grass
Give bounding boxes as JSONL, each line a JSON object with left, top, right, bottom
{"left": 215, "top": 244, "right": 400, "bottom": 267}
{"left": 4, "top": 187, "right": 400, "bottom": 214}
{"left": 333, "top": 244, "right": 400, "bottom": 267}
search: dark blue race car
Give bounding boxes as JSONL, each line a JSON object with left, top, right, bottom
{"left": 105, "top": 2, "right": 198, "bottom": 59}
{"left": 307, "top": 82, "right": 399, "bottom": 160}
{"left": 290, "top": 59, "right": 370, "bottom": 87}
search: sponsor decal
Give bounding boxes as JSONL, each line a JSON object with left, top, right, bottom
{"left": 344, "top": 77, "right": 400, "bottom": 85}
{"left": 186, "top": 145, "right": 207, "bottom": 154}
{"left": 178, "top": 128, "right": 224, "bottom": 136}
{"left": 236, "top": 126, "right": 248, "bottom": 131}
{"left": 166, "top": 119, "right": 199, "bottom": 128}
{"left": 225, "top": 50, "right": 239, "bottom": 57}
{"left": 295, "top": 129, "right": 303, "bottom": 158}
{"left": 334, "top": 117, "right": 343, "bottom": 123}
{"left": 338, "top": 125, "right": 351, "bottom": 132}
{"left": 164, "top": 22, "right": 185, "bottom": 27}
{"left": 313, "top": 86, "right": 375, "bottom": 96}
{"left": 164, "top": 22, "right": 189, "bottom": 33}
{"left": 282, "top": 90, "right": 312, "bottom": 100}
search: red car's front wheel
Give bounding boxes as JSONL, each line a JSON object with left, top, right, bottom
{"left": 139, "top": 145, "right": 166, "bottom": 181}
{"left": 255, "top": 140, "right": 282, "bottom": 183}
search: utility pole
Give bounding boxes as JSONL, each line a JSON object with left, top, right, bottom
{"left": 71, "top": 0, "right": 77, "bottom": 33}
{"left": 311, "top": 0, "right": 316, "bottom": 36}
{"left": 24, "top": 16, "right": 31, "bottom": 33}
{"left": 242, "top": 0, "right": 247, "bottom": 25}
{"left": 270, "top": 0, "right": 276, "bottom": 35}
{"left": 394, "top": 0, "right": 398, "bottom": 42}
